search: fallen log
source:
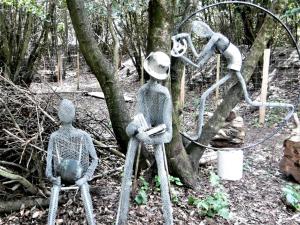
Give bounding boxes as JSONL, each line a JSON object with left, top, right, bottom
{"left": 0, "top": 197, "right": 50, "bottom": 213}
{"left": 0, "top": 166, "right": 38, "bottom": 195}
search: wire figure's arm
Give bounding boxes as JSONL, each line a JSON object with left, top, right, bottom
{"left": 196, "top": 34, "right": 220, "bottom": 67}
{"left": 76, "top": 134, "right": 99, "bottom": 186}
{"left": 197, "top": 48, "right": 215, "bottom": 67}
{"left": 178, "top": 55, "right": 201, "bottom": 68}
{"left": 46, "top": 134, "right": 61, "bottom": 185}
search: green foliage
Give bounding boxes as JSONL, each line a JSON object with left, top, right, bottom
{"left": 134, "top": 176, "right": 149, "bottom": 205}
{"left": 154, "top": 175, "right": 183, "bottom": 204}
{"left": 84, "top": 0, "right": 149, "bottom": 18}
{"left": 154, "top": 175, "right": 161, "bottom": 191}
{"left": 155, "top": 175, "right": 184, "bottom": 190}
{"left": 1, "top": 0, "right": 45, "bottom": 19}
{"left": 188, "top": 172, "right": 230, "bottom": 219}
{"left": 283, "top": 8, "right": 300, "bottom": 17}
{"left": 282, "top": 184, "right": 300, "bottom": 211}
{"left": 169, "top": 175, "right": 184, "bottom": 186}
{"left": 170, "top": 188, "right": 179, "bottom": 204}
{"left": 57, "top": 22, "right": 65, "bottom": 34}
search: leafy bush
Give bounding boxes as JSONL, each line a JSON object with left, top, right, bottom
{"left": 154, "top": 175, "right": 183, "bottom": 189}
{"left": 282, "top": 184, "right": 300, "bottom": 211}
{"left": 188, "top": 172, "right": 230, "bottom": 219}
{"left": 154, "top": 175, "right": 183, "bottom": 204}
{"left": 134, "top": 176, "right": 149, "bottom": 205}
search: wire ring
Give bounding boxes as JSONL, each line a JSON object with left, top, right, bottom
{"left": 175, "top": 1, "right": 300, "bottom": 150}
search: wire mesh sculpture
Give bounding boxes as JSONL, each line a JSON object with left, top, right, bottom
{"left": 171, "top": 20, "right": 294, "bottom": 141}
{"left": 46, "top": 99, "right": 99, "bottom": 225}
{"left": 116, "top": 51, "right": 173, "bottom": 225}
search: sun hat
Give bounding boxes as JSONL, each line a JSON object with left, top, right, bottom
{"left": 143, "top": 51, "right": 170, "bottom": 80}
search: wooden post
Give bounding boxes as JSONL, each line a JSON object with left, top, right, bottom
{"left": 140, "top": 55, "right": 144, "bottom": 86}
{"left": 76, "top": 48, "right": 80, "bottom": 90}
{"left": 179, "top": 66, "right": 185, "bottom": 109}
{"left": 259, "top": 49, "right": 271, "bottom": 125}
{"left": 57, "top": 53, "right": 63, "bottom": 86}
{"left": 215, "top": 54, "right": 221, "bottom": 102}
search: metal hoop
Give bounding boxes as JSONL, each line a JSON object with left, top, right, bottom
{"left": 175, "top": 1, "right": 300, "bottom": 150}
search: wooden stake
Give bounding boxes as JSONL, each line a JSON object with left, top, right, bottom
{"left": 58, "top": 53, "right": 63, "bottom": 86}
{"left": 133, "top": 143, "right": 141, "bottom": 193}
{"left": 140, "top": 55, "right": 144, "bottom": 85}
{"left": 215, "top": 54, "right": 221, "bottom": 101}
{"left": 179, "top": 67, "right": 186, "bottom": 109}
{"left": 76, "top": 49, "right": 80, "bottom": 90}
{"left": 259, "top": 49, "right": 271, "bottom": 125}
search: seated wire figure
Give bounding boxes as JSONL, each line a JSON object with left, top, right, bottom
{"left": 171, "top": 20, "right": 294, "bottom": 140}
{"left": 46, "top": 99, "right": 99, "bottom": 225}
{"left": 116, "top": 51, "right": 173, "bottom": 225}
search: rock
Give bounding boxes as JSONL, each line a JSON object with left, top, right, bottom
{"left": 210, "top": 111, "right": 245, "bottom": 148}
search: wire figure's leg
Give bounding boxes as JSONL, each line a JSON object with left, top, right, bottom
{"left": 116, "top": 138, "right": 139, "bottom": 225}
{"left": 235, "top": 71, "right": 294, "bottom": 121}
{"left": 196, "top": 73, "right": 232, "bottom": 139}
{"left": 47, "top": 184, "right": 61, "bottom": 225}
{"left": 80, "top": 183, "right": 96, "bottom": 225}
{"left": 154, "top": 144, "right": 173, "bottom": 225}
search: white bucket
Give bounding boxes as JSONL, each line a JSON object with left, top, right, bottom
{"left": 217, "top": 149, "right": 243, "bottom": 180}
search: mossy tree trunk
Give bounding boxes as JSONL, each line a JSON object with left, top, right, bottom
{"left": 66, "top": 0, "right": 130, "bottom": 152}
{"left": 146, "top": 0, "right": 199, "bottom": 187}
{"left": 167, "top": 0, "right": 199, "bottom": 188}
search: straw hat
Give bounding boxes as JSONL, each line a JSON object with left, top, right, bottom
{"left": 144, "top": 51, "right": 170, "bottom": 80}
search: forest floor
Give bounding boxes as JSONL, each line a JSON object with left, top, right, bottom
{"left": 1, "top": 59, "right": 300, "bottom": 225}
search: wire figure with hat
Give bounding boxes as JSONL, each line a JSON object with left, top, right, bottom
{"left": 46, "top": 99, "right": 99, "bottom": 225}
{"left": 116, "top": 51, "right": 173, "bottom": 225}
{"left": 171, "top": 20, "right": 294, "bottom": 141}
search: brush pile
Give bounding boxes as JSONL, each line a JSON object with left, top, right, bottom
{"left": 0, "top": 75, "right": 61, "bottom": 200}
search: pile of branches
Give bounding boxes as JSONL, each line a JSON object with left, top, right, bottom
{"left": 0, "top": 75, "right": 61, "bottom": 200}
{"left": 0, "top": 75, "right": 117, "bottom": 203}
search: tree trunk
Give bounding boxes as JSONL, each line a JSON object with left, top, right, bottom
{"left": 187, "top": 0, "right": 286, "bottom": 170}
{"left": 168, "top": 57, "right": 198, "bottom": 187}
{"left": 66, "top": 0, "right": 130, "bottom": 152}
{"left": 167, "top": 0, "right": 199, "bottom": 188}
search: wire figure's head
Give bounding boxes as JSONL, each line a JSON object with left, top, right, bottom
{"left": 144, "top": 51, "right": 170, "bottom": 81}
{"left": 58, "top": 99, "right": 75, "bottom": 124}
{"left": 192, "top": 21, "right": 214, "bottom": 38}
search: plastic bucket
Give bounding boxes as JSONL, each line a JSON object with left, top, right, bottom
{"left": 217, "top": 149, "right": 243, "bottom": 180}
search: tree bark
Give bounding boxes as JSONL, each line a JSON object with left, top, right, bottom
{"left": 66, "top": 0, "right": 130, "bottom": 152}
{"left": 0, "top": 198, "right": 51, "bottom": 213}
{"left": 167, "top": 0, "right": 199, "bottom": 188}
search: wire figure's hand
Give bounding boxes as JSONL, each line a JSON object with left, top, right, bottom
{"left": 171, "top": 37, "right": 187, "bottom": 57}
{"left": 76, "top": 176, "right": 88, "bottom": 187}
{"left": 136, "top": 128, "right": 152, "bottom": 144}
{"left": 50, "top": 176, "right": 61, "bottom": 186}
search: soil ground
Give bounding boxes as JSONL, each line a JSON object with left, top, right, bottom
{"left": 0, "top": 61, "right": 300, "bottom": 225}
